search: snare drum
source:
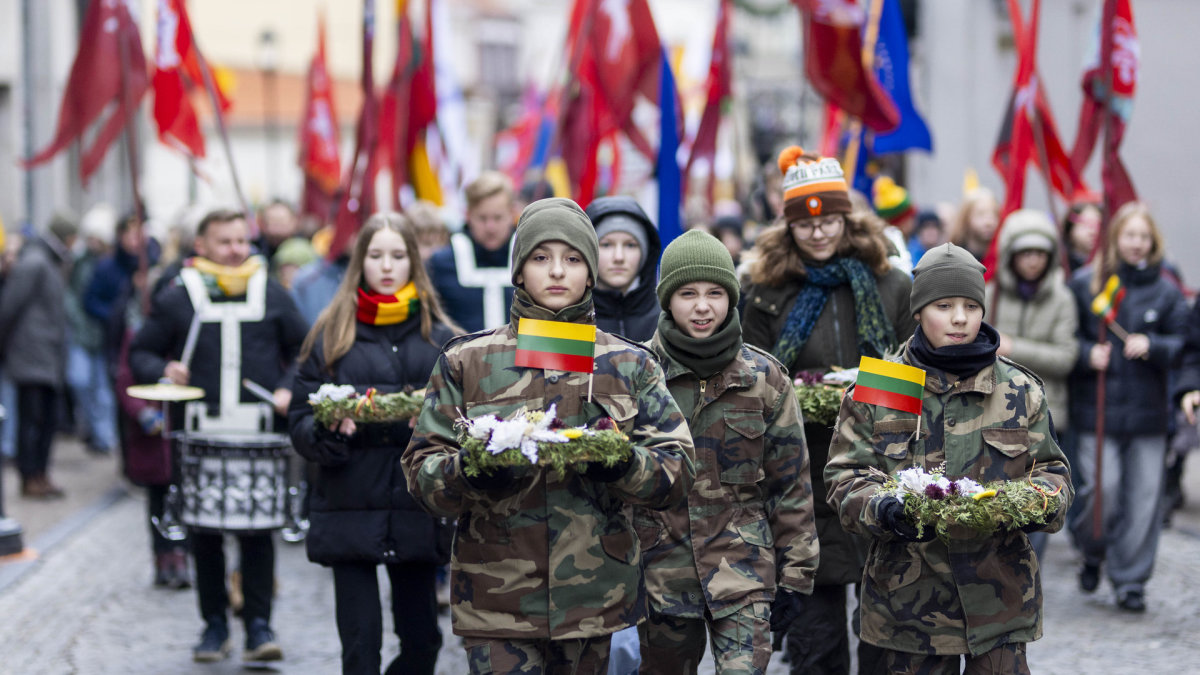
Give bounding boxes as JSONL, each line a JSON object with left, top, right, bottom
{"left": 177, "top": 432, "right": 292, "bottom": 533}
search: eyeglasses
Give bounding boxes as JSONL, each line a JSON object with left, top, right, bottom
{"left": 789, "top": 216, "right": 843, "bottom": 240}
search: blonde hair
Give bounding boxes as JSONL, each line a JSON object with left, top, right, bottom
{"left": 1091, "top": 201, "right": 1165, "bottom": 295}
{"left": 949, "top": 187, "right": 999, "bottom": 248}
{"left": 464, "top": 171, "right": 514, "bottom": 212}
{"left": 746, "top": 210, "right": 892, "bottom": 286}
{"left": 298, "top": 212, "right": 461, "bottom": 372}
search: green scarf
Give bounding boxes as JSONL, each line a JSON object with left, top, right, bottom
{"left": 509, "top": 288, "right": 596, "bottom": 327}
{"left": 658, "top": 308, "right": 743, "bottom": 379}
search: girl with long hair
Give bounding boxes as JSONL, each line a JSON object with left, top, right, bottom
{"left": 288, "top": 212, "right": 459, "bottom": 674}
{"left": 741, "top": 146, "right": 915, "bottom": 675}
{"left": 1067, "top": 201, "right": 1188, "bottom": 613}
{"left": 948, "top": 187, "right": 1000, "bottom": 261}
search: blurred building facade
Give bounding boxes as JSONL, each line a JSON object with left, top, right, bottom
{"left": 2, "top": 0, "right": 1199, "bottom": 282}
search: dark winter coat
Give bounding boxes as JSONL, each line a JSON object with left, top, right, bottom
{"left": 426, "top": 232, "right": 515, "bottom": 333}
{"left": 1068, "top": 263, "right": 1188, "bottom": 437}
{"left": 1173, "top": 300, "right": 1200, "bottom": 402}
{"left": 742, "top": 265, "right": 916, "bottom": 586}
{"left": 128, "top": 269, "right": 308, "bottom": 425}
{"left": 586, "top": 196, "right": 662, "bottom": 342}
{"left": 0, "top": 236, "right": 71, "bottom": 386}
{"left": 289, "top": 318, "right": 455, "bottom": 565}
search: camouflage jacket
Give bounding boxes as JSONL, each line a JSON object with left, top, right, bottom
{"left": 636, "top": 337, "right": 819, "bottom": 619}
{"left": 824, "top": 341, "right": 1072, "bottom": 656}
{"left": 402, "top": 322, "right": 696, "bottom": 640}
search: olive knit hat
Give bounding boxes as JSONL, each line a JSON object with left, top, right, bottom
{"left": 910, "top": 242, "right": 987, "bottom": 316}
{"left": 510, "top": 197, "right": 599, "bottom": 285}
{"left": 657, "top": 229, "right": 740, "bottom": 309}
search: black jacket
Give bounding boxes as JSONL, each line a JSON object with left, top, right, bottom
{"left": 1069, "top": 263, "right": 1188, "bottom": 436}
{"left": 586, "top": 196, "right": 662, "bottom": 342}
{"left": 128, "top": 268, "right": 308, "bottom": 429}
{"left": 289, "top": 318, "right": 455, "bottom": 565}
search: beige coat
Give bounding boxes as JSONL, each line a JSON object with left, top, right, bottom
{"left": 984, "top": 211, "right": 1078, "bottom": 429}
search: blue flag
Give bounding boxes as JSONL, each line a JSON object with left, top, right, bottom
{"left": 871, "top": 0, "right": 932, "bottom": 154}
{"left": 656, "top": 48, "right": 683, "bottom": 248}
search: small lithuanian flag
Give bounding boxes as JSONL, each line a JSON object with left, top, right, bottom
{"left": 1091, "top": 274, "right": 1125, "bottom": 323}
{"left": 852, "top": 356, "right": 925, "bottom": 415}
{"left": 515, "top": 318, "right": 596, "bottom": 373}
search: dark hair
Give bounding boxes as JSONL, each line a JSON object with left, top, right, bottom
{"left": 196, "top": 209, "right": 246, "bottom": 237}
{"left": 1061, "top": 200, "right": 1103, "bottom": 247}
{"left": 914, "top": 210, "right": 943, "bottom": 233}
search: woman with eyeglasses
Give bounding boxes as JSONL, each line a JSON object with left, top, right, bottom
{"left": 741, "top": 146, "right": 915, "bottom": 675}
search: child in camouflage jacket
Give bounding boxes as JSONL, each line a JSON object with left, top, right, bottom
{"left": 403, "top": 198, "right": 696, "bottom": 674}
{"left": 825, "top": 244, "right": 1073, "bottom": 674}
{"left": 636, "top": 230, "right": 819, "bottom": 675}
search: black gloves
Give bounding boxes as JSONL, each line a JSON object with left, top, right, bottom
{"left": 581, "top": 453, "right": 634, "bottom": 483}
{"left": 769, "top": 589, "right": 802, "bottom": 634}
{"left": 877, "top": 496, "right": 936, "bottom": 542}
{"left": 458, "top": 449, "right": 520, "bottom": 492}
{"left": 1020, "top": 507, "right": 1059, "bottom": 534}
{"left": 312, "top": 422, "right": 352, "bottom": 465}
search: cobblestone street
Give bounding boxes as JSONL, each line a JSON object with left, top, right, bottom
{"left": 2, "top": 438, "right": 1199, "bottom": 673}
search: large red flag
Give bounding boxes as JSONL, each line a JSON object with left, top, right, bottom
{"left": 152, "top": 0, "right": 231, "bottom": 159}
{"left": 560, "top": 0, "right": 663, "bottom": 205}
{"left": 378, "top": 0, "right": 440, "bottom": 206}
{"left": 23, "top": 0, "right": 149, "bottom": 184}
{"left": 991, "top": 0, "right": 1088, "bottom": 220}
{"left": 685, "top": 0, "right": 732, "bottom": 204}
{"left": 1070, "top": 0, "right": 1138, "bottom": 216}
{"left": 797, "top": 0, "right": 899, "bottom": 133}
{"left": 298, "top": 13, "right": 341, "bottom": 220}
{"left": 328, "top": 0, "right": 381, "bottom": 260}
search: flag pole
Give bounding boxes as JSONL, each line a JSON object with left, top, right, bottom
{"left": 1092, "top": 0, "right": 1119, "bottom": 542}
{"left": 116, "top": 11, "right": 150, "bottom": 314}
{"left": 194, "top": 52, "right": 255, "bottom": 230}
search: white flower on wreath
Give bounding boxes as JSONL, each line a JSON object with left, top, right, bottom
{"left": 486, "top": 418, "right": 532, "bottom": 455}
{"left": 468, "top": 415, "right": 501, "bottom": 440}
{"left": 309, "top": 383, "right": 357, "bottom": 404}
{"left": 953, "top": 477, "right": 984, "bottom": 496}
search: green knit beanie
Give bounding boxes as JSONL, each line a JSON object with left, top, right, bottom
{"left": 910, "top": 242, "right": 987, "bottom": 316}
{"left": 657, "top": 230, "right": 740, "bottom": 309}
{"left": 510, "top": 198, "right": 599, "bottom": 285}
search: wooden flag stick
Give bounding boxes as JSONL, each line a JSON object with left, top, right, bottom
{"left": 587, "top": 371, "right": 594, "bottom": 404}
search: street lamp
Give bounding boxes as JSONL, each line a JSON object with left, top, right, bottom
{"left": 257, "top": 29, "right": 280, "bottom": 198}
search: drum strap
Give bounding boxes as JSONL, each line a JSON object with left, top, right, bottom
{"left": 179, "top": 266, "right": 272, "bottom": 432}
{"left": 450, "top": 232, "right": 513, "bottom": 330}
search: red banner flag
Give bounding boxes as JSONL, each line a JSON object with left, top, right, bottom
{"left": 328, "top": 0, "right": 381, "bottom": 260}
{"left": 378, "top": 0, "right": 440, "bottom": 206}
{"left": 298, "top": 13, "right": 342, "bottom": 220}
{"left": 797, "top": 0, "right": 899, "bottom": 133}
{"left": 685, "top": 0, "right": 732, "bottom": 205}
{"left": 23, "top": 0, "right": 148, "bottom": 184}
{"left": 152, "top": 0, "right": 231, "bottom": 159}
{"left": 1070, "top": 0, "right": 1138, "bottom": 217}
{"left": 560, "top": 0, "right": 664, "bottom": 205}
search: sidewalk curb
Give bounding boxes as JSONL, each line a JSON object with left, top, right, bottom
{"left": 0, "top": 486, "right": 129, "bottom": 594}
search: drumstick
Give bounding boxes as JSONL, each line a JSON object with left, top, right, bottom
{"left": 242, "top": 378, "right": 277, "bottom": 406}
{"left": 180, "top": 313, "right": 202, "bottom": 368}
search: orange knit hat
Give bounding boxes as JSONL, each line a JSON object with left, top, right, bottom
{"left": 777, "top": 145, "right": 851, "bottom": 221}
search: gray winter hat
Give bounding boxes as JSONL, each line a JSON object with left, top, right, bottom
{"left": 511, "top": 197, "right": 599, "bottom": 285}
{"left": 910, "top": 242, "right": 987, "bottom": 316}
{"left": 594, "top": 214, "right": 649, "bottom": 258}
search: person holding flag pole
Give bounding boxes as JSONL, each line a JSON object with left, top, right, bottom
{"left": 826, "top": 243, "right": 1071, "bottom": 672}
{"left": 403, "top": 198, "right": 695, "bottom": 673}
{"left": 1066, "top": 202, "right": 1187, "bottom": 613}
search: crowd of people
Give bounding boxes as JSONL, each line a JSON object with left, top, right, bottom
{"left": 0, "top": 144, "right": 1195, "bottom": 674}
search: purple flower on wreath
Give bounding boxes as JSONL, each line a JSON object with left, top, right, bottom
{"left": 948, "top": 481, "right": 960, "bottom": 496}
{"left": 795, "top": 370, "right": 825, "bottom": 386}
{"left": 925, "top": 483, "right": 948, "bottom": 500}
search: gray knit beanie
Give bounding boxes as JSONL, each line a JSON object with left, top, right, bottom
{"left": 511, "top": 198, "right": 598, "bottom": 285}
{"left": 594, "top": 214, "right": 649, "bottom": 259}
{"left": 657, "top": 230, "right": 740, "bottom": 309}
{"left": 910, "top": 242, "right": 987, "bottom": 316}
